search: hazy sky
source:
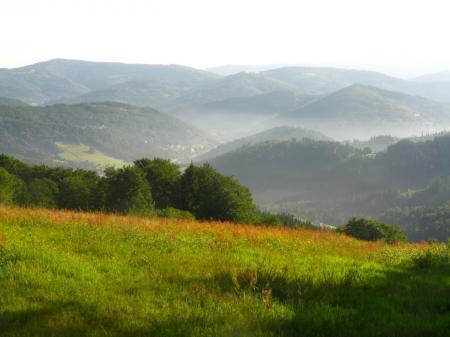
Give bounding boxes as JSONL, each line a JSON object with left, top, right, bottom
{"left": 1, "top": 0, "right": 450, "bottom": 77}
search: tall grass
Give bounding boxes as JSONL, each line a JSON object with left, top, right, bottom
{"left": 0, "top": 205, "right": 448, "bottom": 337}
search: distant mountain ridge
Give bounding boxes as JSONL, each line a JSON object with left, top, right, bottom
{"left": 3, "top": 59, "right": 450, "bottom": 110}
{"left": 276, "top": 85, "right": 450, "bottom": 138}
{"left": 0, "top": 59, "right": 218, "bottom": 105}
{"left": 206, "top": 64, "right": 292, "bottom": 76}
{"left": 261, "top": 67, "right": 450, "bottom": 101}
{"left": 413, "top": 71, "right": 450, "bottom": 83}
{"left": 202, "top": 91, "right": 319, "bottom": 115}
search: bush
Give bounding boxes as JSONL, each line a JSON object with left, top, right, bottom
{"left": 344, "top": 217, "right": 406, "bottom": 243}
{"left": 156, "top": 207, "right": 195, "bottom": 220}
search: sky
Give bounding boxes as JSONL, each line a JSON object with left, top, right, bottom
{"left": 1, "top": 0, "right": 450, "bottom": 77}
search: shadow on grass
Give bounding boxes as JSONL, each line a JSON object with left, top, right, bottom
{"left": 1, "top": 262, "right": 448, "bottom": 337}
{"left": 0, "top": 302, "right": 90, "bottom": 337}
{"left": 224, "top": 262, "right": 449, "bottom": 337}
{"left": 0, "top": 302, "right": 245, "bottom": 337}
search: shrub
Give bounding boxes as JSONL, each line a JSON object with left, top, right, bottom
{"left": 156, "top": 207, "right": 195, "bottom": 220}
{"left": 344, "top": 217, "right": 406, "bottom": 243}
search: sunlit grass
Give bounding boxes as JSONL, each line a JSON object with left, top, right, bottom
{"left": 0, "top": 205, "right": 448, "bottom": 337}
{"left": 55, "top": 142, "right": 126, "bottom": 167}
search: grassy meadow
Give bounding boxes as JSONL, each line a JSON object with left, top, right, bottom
{"left": 55, "top": 142, "right": 126, "bottom": 168}
{"left": 0, "top": 205, "right": 448, "bottom": 337}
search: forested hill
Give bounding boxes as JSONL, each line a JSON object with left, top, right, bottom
{"left": 196, "top": 126, "right": 332, "bottom": 161}
{"left": 0, "top": 101, "right": 216, "bottom": 168}
{"left": 209, "top": 139, "right": 366, "bottom": 201}
{"left": 210, "top": 136, "right": 450, "bottom": 201}
{"left": 208, "top": 136, "right": 450, "bottom": 241}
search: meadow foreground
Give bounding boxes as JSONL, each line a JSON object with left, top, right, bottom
{"left": 0, "top": 206, "right": 448, "bottom": 337}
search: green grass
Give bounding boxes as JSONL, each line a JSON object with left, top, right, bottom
{"left": 0, "top": 206, "right": 448, "bottom": 337}
{"left": 55, "top": 142, "right": 126, "bottom": 168}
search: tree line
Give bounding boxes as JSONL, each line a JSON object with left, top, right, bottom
{"left": 0, "top": 154, "right": 313, "bottom": 226}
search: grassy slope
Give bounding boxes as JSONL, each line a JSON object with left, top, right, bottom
{"left": 0, "top": 206, "right": 448, "bottom": 337}
{"left": 55, "top": 142, "right": 126, "bottom": 168}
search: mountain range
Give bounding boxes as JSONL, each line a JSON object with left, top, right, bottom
{"left": 2, "top": 58, "right": 450, "bottom": 166}
{"left": 2, "top": 59, "right": 450, "bottom": 107}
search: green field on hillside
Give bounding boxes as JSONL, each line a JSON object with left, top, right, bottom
{"left": 0, "top": 206, "right": 448, "bottom": 337}
{"left": 55, "top": 142, "right": 126, "bottom": 168}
